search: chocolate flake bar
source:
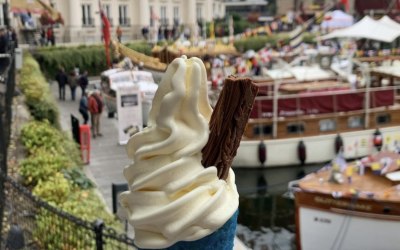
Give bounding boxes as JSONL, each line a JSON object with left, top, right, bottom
{"left": 201, "top": 76, "right": 259, "bottom": 180}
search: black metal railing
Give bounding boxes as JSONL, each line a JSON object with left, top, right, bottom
{"left": 0, "top": 41, "right": 16, "bottom": 246}
{"left": 1, "top": 174, "right": 136, "bottom": 249}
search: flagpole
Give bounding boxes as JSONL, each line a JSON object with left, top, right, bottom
{"left": 99, "top": 0, "right": 111, "bottom": 68}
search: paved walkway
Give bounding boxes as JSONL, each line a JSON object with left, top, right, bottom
{"left": 51, "top": 80, "right": 130, "bottom": 212}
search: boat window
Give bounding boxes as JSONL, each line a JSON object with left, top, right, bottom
{"left": 376, "top": 113, "right": 391, "bottom": 125}
{"left": 319, "top": 119, "right": 336, "bottom": 132}
{"left": 287, "top": 123, "right": 305, "bottom": 134}
{"left": 253, "top": 125, "right": 272, "bottom": 136}
{"left": 347, "top": 116, "right": 364, "bottom": 128}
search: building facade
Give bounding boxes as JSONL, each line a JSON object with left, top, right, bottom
{"left": 12, "top": 0, "right": 225, "bottom": 44}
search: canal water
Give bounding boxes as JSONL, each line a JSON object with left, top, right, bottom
{"left": 234, "top": 164, "right": 324, "bottom": 249}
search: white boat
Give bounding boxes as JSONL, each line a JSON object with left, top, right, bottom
{"left": 233, "top": 61, "right": 400, "bottom": 169}
{"left": 294, "top": 151, "right": 400, "bottom": 250}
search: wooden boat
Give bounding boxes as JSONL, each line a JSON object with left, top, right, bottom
{"left": 112, "top": 40, "right": 166, "bottom": 82}
{"left": 294, "top": 151, "right": 400, "bottom": 249}
{"left": 232, "top": 63, "right": 400, "bottom": 169}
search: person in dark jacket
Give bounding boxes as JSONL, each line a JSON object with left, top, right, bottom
{"left": 79, "top": 70, "right": 89, "bottom": 97}
{"left": 55, "top": 67, "right": 68, "bottom": 100}
{"left": 79, "top": 91, "right": 89, "bottom": 124}
{"left": 68, "top": 70, "right": 78, "bottom": 101}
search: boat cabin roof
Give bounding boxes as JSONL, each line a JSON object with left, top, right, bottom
{"left": 298, "top": 151, "right": 400, "bottom": 202}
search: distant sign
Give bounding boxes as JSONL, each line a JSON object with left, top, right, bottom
{"left": 116, "top": 85, "right": 142, "bottom": 145}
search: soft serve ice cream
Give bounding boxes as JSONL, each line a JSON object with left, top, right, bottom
{"left": 120, "top": 56, "right": 239, "bottom": 249}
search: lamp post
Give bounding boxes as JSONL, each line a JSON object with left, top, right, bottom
{"left": 3, "top": 0, "right": 9, "bottom": 28}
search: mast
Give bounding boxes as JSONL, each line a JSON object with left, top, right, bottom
{"left": 272, "top": 78, "right": 281, "bottom": 138}
{"left": 352, "top": 58, "right": 371, "bottom": 129}
{"left": 364, "top": 65, "right": 371, "bottom": 129}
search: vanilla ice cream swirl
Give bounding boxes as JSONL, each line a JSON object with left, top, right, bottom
{"left": 120, "top": 56, "right": 239, "bottom": 249}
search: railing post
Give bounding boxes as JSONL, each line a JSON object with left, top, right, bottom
{"left": 0, "top": 43, "right": 14, "bottom": 245}
{"left": 94, "top": 219, "right": 105, "bottom": 250}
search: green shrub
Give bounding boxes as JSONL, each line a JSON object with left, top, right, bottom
{"left": 27, "top": 99, "right": 60, "bottom": 128}
{"left": 21, "top": 120, "right": 64, "bottom": 154}
{"left": 20, "top": 121, "right": 81, "bottom": 163}
{"left": 34, "top": 208, "right": 96, "bottom": 249}
{"left": 33, "top": 42, "right": 152, "bottom": 78}
{"left": 19, "top": 54, "right": 60, "bottom": 128}
{"left": 234, "top": 34, "right": 290, "bottom": 52}
{"left": 19, "top": 149, "right": 70, "bottom": 185}
{"left": 303, "top": 32, "right": 317, "bottom": 44}
{"left": 62, "top": 190, "right": 120, "bottom": 228}
{"left": 33, "top": 173, "right": 72, "bottom": 204}
{"left": 62, "top": 167, "right": 95, "bottom": 190}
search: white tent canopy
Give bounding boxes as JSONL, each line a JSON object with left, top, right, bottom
{"left": 378, "top": 15, "right": 400, "bottom": 30}
{"left": 321, "top": 16, "right": 400, "bottom": 43}
{"left": 321, "top": 10, "right": 354, "bottom": 30}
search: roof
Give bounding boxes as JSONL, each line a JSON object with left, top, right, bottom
{"left": 378, "top": 15, "right": 400, "bottom": 30}
{"left": 321, "top": 16, "right": 400, "bottom": 43}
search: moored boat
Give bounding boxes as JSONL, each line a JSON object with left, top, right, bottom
{"left": 233, "top": 63, "right": 400, "bottom": 169}
{"left": 294, "top": 151, "right": 400, "bottom": 250}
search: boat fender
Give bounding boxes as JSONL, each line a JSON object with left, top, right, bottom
{"left": 334, "top": 134, "right": 344, "bottom": 154}
{"left": 258, "top": 141, "right": 266, "bottom": 165}
{"left": 298, "top": 140, "right": 306, "bottom": 166}
{"left": 373, "top": 129, "right": 383, "bottom": 151}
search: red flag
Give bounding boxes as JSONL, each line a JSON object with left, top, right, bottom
{"left": 99, "top": 0, "right": 111, "bottom": 68}
{"left": 340, "top": 0, "right": 349, "bottom": 12}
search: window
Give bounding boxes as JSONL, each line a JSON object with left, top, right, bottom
{"left": 173, "top": 6, "right": 179, "bottom": 26}
{"left": 287, "top": 123, "right": 305, "bottom": 134}
{"left": 160, "top": 6, "right": 167, "bottom": 26}
{"left": 82, "top": 4, "right": 93, "bottom": 26}
{"left": 319, "top": 119, "right": 336, "bottom": 132}
{"left": 376, "top": 113, "right": 391, "bottom": 125}
{"left": 119, "top": 5, "right": 129, "bottom": 26}
{"left": 253, "top": 125, "right": 273, "bottom": 136}
{"left": 150, "top": 6, "right": 155, "bottom": 27}
{"left": 348, "top": 116, "right": 364, "bottom": 128}
{"left": 196, "top": 4, "right": 202, "bottom": 21}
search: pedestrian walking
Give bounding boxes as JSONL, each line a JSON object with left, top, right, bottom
{"left": 40, "top": 28, "right": 46, "bottom": 46}
{"left": 68, "top": 70, "right": 78, "bottom": 101}
{"left": 79, "top": 70, "right": 89, "bottom": 97}
{"left": 47, "top": 27, "right": 55, "bottom": 46}
{"left": 79, "top": 91, "right": 89, "bottom": 124}
{"left": 55, "top": 67, "right": 68, "bottom": 100}
{"left": 116, "top": 25, "right": 122, "bottom": 42}
{"left": 88, "top": 90, "right": 103, "bottom": 138}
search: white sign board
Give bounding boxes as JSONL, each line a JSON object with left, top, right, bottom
{"left": 116, "top": 84, "right": 142, "bottom": 145}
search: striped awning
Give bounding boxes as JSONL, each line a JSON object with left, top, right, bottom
{"left": 10, "top": 0, "right": 45, "bottom": 14}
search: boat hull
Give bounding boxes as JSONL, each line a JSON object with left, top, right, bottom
{"left": 295, "top": 191, "right": 400, "bottom": 250}
{"left": 233, "top": 126, "right": 400, "bottom": 168}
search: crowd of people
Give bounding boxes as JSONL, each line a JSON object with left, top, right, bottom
{"left": 55, "top": 67, "right": 103, "bottom": 138}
